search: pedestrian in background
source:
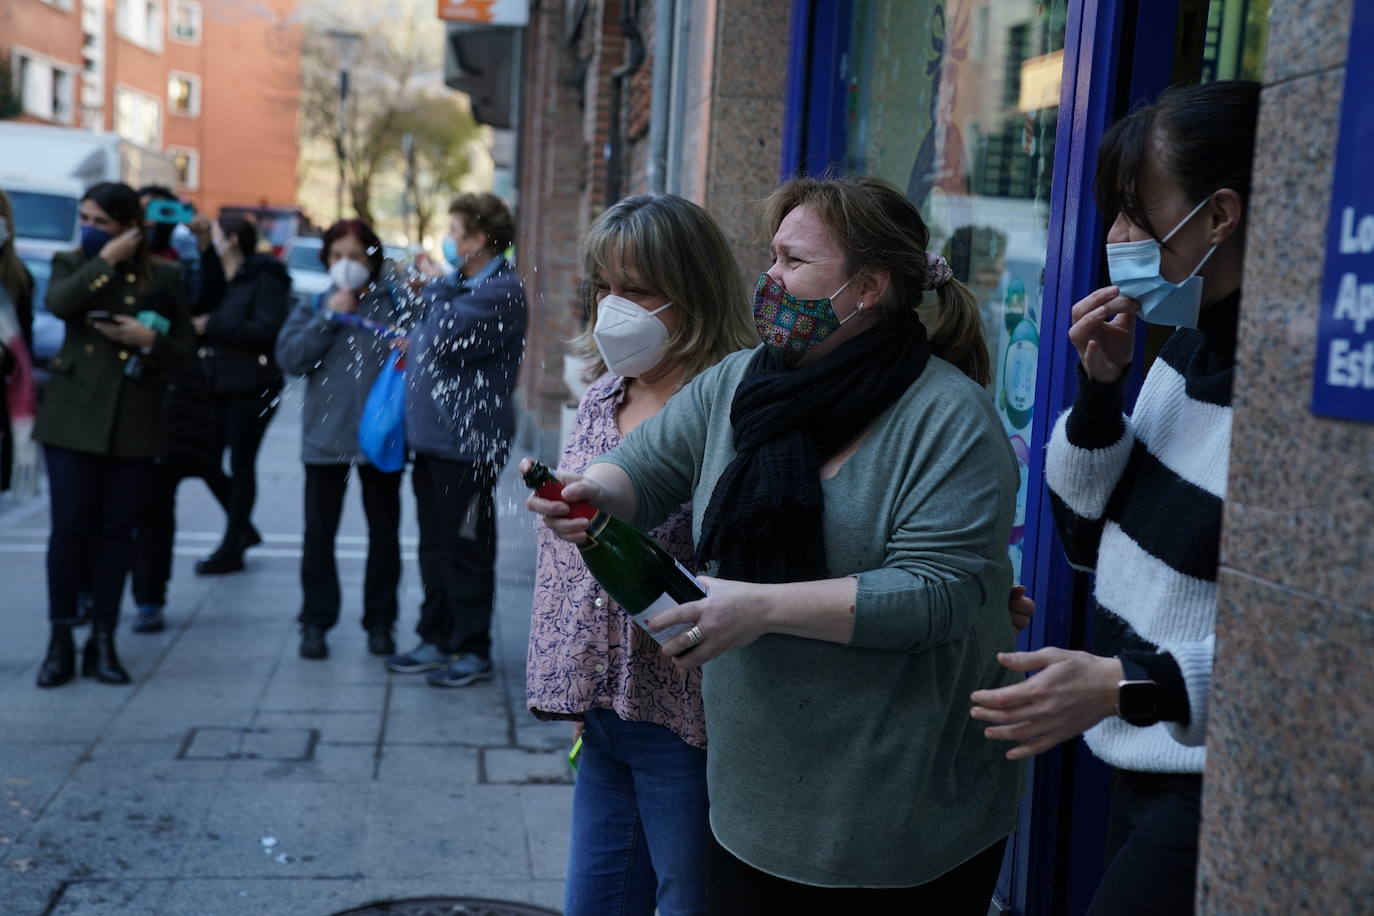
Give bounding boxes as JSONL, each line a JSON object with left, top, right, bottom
{"left": 526, "top": 194, "right": 756, "bottom": 916}
{"left": 275, "top": 219, "right": 406, "bottom": 661}
{"left": 386, "top": 193, "right": 526, "bottom": 688}
{"left": 0, "top": 189, "right": 38, "bottom": 500}
{"left": 33, "top": 181, "right": 193, "bottom": 687}
{"left": 530, "top": 175, "right": 1023, "bottom": 914}
{"left": 970, "top": 80, "right": 1261, "bottom": 916}
{"left": 127, "top": 203, "right": 235, "bottom": 633}
{"left": 190, "top": 216, "right": 289, "bottom": 575}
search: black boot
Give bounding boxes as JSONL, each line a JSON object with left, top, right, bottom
{"left": 36, "top": 625, "right": 76, "bottom": 688}
{"left": 82, "top": 625, "right": 131, "bottom": 685}
{"left": 194, "top": 549, "right": 245, "bottom": 575}
{"left": 299, "top": 625, "right": 328, "bottom": 660}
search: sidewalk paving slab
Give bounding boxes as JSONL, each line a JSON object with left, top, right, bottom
{"left": 0, "top": 389, "right": 572, "bottom": 914}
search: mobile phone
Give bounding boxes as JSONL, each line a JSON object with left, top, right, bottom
{"left": 87, "top": 310, "right": 116, "bottom": 322}
{"left": 145, "top": 199, "right": 196, "bottom": 225}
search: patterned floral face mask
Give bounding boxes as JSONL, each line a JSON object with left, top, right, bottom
{"left": 752, "top": 272, "right": 859, "bottom": 365}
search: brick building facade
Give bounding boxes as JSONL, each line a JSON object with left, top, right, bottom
{"left": 1, "top": 0, "right": 300, "bottom": 217}
{"left": 514, "top": 0, "right": 788, "bottom": 458}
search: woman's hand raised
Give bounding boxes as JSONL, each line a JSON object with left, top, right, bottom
{"left": 326, "top": 289, "right": 358, "bottom": 315}
{"left": 99, "top": 228, "right": 141, "bottom": 267}
{"left": 1068, "top": 285, "right": 1137, "bottom": 384}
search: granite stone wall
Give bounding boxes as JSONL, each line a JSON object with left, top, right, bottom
{"left": 1197, "top": 0, "right": 1374, "bottom": 910}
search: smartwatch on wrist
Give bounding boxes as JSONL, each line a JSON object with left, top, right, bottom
{"left": 1116, "top": 655, "right": 1160, "bottom": 727}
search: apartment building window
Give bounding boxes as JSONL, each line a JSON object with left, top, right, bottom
{"left": 117, "top": 0, "right": 164, "bottom": 52}
{"left": 36, "top": 0, "right": 76, "bottom": 11}
{"left": 168, "top": 147, "right": 199, "bottom": 191}
{"left": 168, "top": 72, "right": 200, "bottom": 116}
{"left": 169, "top": 0, "right": 202, "bottom": 45}
{"left": 115, "top": 85, "right": 161, "bottom": 147}
{"left": 13, "top": 50, "right": 76, "bottom": 124}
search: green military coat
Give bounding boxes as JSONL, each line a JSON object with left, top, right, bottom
{"left": 33, "top": 250, "right": 195, "bottom": 457}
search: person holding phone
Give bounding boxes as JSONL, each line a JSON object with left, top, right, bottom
{"left": 33, "top": 181, "right": 194, "bottom": 687}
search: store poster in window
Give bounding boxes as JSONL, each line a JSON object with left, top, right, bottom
{"left": 846, "top": 0, "right": 1067, "bottom": 578}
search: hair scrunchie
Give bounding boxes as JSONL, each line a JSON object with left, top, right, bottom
{"left": 922, "top": 253, "right": 953, "bottom": 290}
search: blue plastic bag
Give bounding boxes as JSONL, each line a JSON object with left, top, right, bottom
{"left": 359, "top": 349, "right": 407, "bottom": 472}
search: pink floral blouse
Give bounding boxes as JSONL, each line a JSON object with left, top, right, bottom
{"left": 525, "top": 373, "right": 706, "bottom": 748}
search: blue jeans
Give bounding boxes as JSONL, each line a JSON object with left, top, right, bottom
{"left": 564, "top": 708, "right": 709, "bottom": 916}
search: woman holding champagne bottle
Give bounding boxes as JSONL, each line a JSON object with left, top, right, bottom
{"left": 524, "top": 194, "right": 756, "bottom": 916}
{"left": 527, "top": 176, "right": 1024, "bottom": 914}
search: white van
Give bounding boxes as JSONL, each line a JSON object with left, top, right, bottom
{"left": 1, "top": 174, "right": 83, "bottom": 258}
{"left": 1, "top": 176, "right": 84, "bottom": 373}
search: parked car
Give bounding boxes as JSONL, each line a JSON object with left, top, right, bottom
{"left": 281, "top": 236, "right": 330, "bottom": 310}
{"left": 17, "top": 249, "right": 65, "bottom": 386}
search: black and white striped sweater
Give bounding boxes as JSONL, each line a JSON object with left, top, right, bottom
{"left": 1045, "top": 292, "right": 1239, "bottom": 774}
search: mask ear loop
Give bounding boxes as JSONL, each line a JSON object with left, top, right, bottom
{"left": 1160, "top": 195, "right": 1216, "bottom": 245}
{"left": 1185, "top": 243, "right": 1220, "bottom": 281}
{"left": 1160, "top": 195, "right": 1220, "bottom": 280}
{"left": 831, "top": 274, "right": 866, "bottom": 325}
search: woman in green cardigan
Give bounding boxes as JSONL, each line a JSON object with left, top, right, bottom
{"left": 33, "top": 182, "right": 194, "bottom": 688}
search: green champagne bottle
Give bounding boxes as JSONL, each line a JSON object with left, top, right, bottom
{"left": 523, "top": 461, "right": 705, "bottom": 645}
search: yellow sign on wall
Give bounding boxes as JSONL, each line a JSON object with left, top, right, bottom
{"left": 437, "top": 0, "right": 528, "bottom": 25}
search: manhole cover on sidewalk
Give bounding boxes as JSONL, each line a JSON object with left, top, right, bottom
{"left": 333, "top": 898, "right": 559, "bottom": 916}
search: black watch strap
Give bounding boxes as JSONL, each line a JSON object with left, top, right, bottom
{"left": 1119, "top": 655, "right": 1149, "bottom": 682}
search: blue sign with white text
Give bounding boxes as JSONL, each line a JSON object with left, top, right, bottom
{"left": 1312, "top": 0, "right": 1374, "bottom": 421}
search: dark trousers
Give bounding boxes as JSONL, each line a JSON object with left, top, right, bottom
{"left": 132, "top": 454, "right": 232, "bottom": 606}
{"left": 1086, "top": 770, "right": 1202, "bottom": 916}
{"left": 211, "top": 388, "right": 277, "bottom": 555}
{"left": 411, "top": 452, "right": 496, "bottom": 658}
{"left": 705, "top": 832, "right": 1007, "bottom": 916}
{"left": 44, "top": 445, "right": 151, "bottom": 627}
{"left": 299, "top": 462, "right": 403, "bottom": 632}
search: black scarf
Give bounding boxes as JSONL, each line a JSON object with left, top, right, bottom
{"left": 694, "top": 310, "right": 932, "bottom": 583}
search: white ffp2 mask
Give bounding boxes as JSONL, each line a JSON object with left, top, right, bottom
{"left": 329, "top": 258, "right": 372, "bottom": 292}
{"left": 593, "top": 294, "right": 673, "bottom": 377}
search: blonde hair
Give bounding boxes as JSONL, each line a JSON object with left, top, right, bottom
{"left": 762, "top": 175, "right": 989, "bottom": 387}
{"left": 575, "top": 194, "right": 755, "bottom": 383}
{"left": 0, "top": 190, "right": 33, "bottom": 304}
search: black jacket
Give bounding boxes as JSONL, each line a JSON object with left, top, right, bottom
{"left": 199, "top": 253, "right": 290, "bottom": 396}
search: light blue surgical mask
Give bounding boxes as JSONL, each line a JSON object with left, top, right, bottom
{"left": 1106, "top": 196, "right": 1218, "bottom": 329}
{"left": 442, "top": 235, "right": 462, "bottom": 269}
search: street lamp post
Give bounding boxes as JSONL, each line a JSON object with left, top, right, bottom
{"left": 326, "top": 29, "right": 363, "bottom": 222}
